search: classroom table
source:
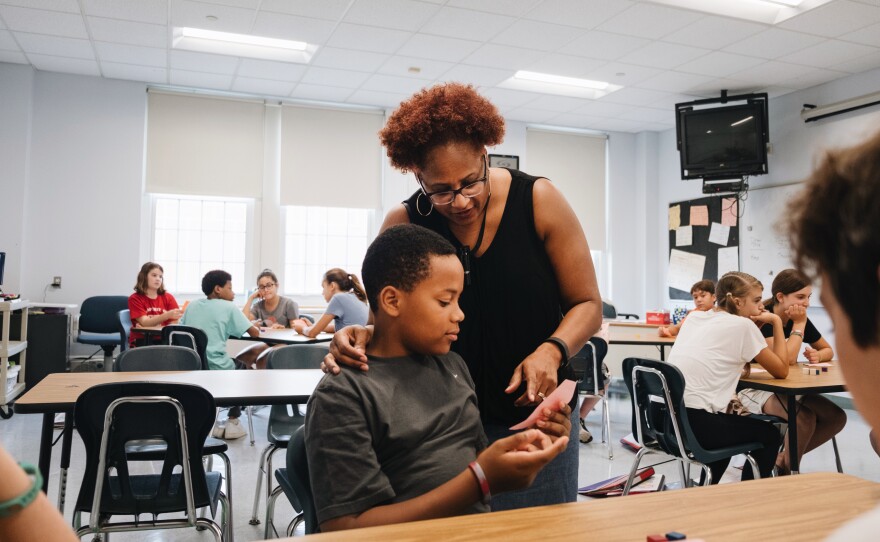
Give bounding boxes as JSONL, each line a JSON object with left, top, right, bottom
{"left": 241, "top": 328, "right": 333, "bottom": 346}
{"left": 608, "top": 321, "right": 676, "bottom": 361}
{"left": 286, "top": 473, "right": 878, "bottom": 542}
{"left": 14, "top": 369, "right": 324, "bottom": 505}
{"left": 739, "top": 363, "right": 847, "bottom": 475}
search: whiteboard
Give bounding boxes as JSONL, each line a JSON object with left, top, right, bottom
{"left": 739, "top": 183, "right": 817, "bottom": 302}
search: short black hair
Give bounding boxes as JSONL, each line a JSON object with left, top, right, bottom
{"left": 201, "top": 269, "right": 231, "bottom": 296}
{"left": 362, "top": 224, "right": 457, "bottom": 308}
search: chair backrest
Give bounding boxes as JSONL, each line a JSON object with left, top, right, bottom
{"left": 266, "top": 344, "right": 329, "bottom": 370}
{"left": 622, "top": 357, "right": 704, "bottom": 462}
{"left": 114, "top": 345, "right": 201, "bottom": 372}
{"left": 571, "top": 337, "right": 608, "bottom": 395}
{"left": 73, "top": 382, "right": 216, "bottom": 517}
{"left": 161, "top": 325, "right": 209, "bottom": 370}
{"left": 602, "top": 301, "right": 618, "bottom": 319}
{"left": 287, "top": 426, "right": 319, "bottom": 534}
{"left": 117, "top": 309, "right": 132, "bottom": 352}
{"left": 79, "top": 296, "right": 130, "bottom": 335}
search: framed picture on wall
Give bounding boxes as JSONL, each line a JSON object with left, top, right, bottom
{"left": 488, "top": 154, "right": 519, "bottom": 169}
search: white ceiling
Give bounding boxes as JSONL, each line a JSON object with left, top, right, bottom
{"left": 2, "top": 0, "right": 880, "bottom": 133}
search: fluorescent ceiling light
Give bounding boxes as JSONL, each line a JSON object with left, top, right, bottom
{"left": 501, "top": 71, "right": 621, "bottom": 99}
{"left": 514, "top": 71, "right": 609, "bottom": 90}
{"left": 730, "top": 116, "right": 754, "bottom": 126}
{"left": 173, "top": 27, "right": 316, "bottom": 63}
{"left": 645, "top": 0, "right": 832, "bottom": 24}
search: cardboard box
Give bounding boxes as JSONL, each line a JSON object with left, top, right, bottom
{"left": 646, "top": 310, "right": 670, "bottom": 325}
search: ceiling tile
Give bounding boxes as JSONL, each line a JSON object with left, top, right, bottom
{"left": 619, "top": 42, "right": 710, "bottom": 70}
{"left": 300, "top": 65, "right": 371, "bottom": 88}
{"left": 635, "top": 71, "right": 714, "bottom": 93}
{"left": 662, "top": 16, "right": 767, "bottom": 50}
{"left": 523, "top": 53, "right": 605, "bottom": 78}
{"left": 778, "top": 0, "right": 880, "bottom": 38}
{"left": 170, "top": 69, "right": 233, "bottom": 89}
{"left": 834, "top": 52, "right": 880, "bottom": 73}
{"left": 777, "top": 67, "right": 850, "bottom": 89}
{"left": 841, "top": 21, "right": 880, "bottom": 47}
{"left": 463, "top": 43, "right": 544, "bottom": 70}
{"left": 231, "top": 76, "right": 297, "bottom": 96}
{"left": 676, "top": 51, "right": 766, "bottom": 77}
{"left": 380, "top": 55, "right": 455, "bottom": 80}
{"left": 15, "top": 32, "right": 94, "bottom": 59}
{"left": 583, "top": 117, "right": 645, "bottom": 133}
{"left": 581, "top": 62, "right": 663, "bottom": 87}
{"left": 169, "top": 50, "right": 240, "bottom": 74}
{"left": 723, "top": 28, "right": 826, "bottom": 60}
{"left": 502, "top": 106, "right": 559, "bottom": 123}
{"left": 250, "top": 12, "right": 337, "bottom": 45}
{"left": 100, "top": 61, "right": 167, "bottom": 84}
{"left": 236, "top": 58, "right": 307, "bottom": 81}
{"left": 28, "top": 53, "right": 100, "bottom": 75}
{"left": 82, "top": 0, "right": 167, "bottom": 25}
{"left": 479, "top": 87, "right": 542, "bottom": 108}
{"left": 326, "top": 23, "right": 412, "bottom": 54}
{"left": 343, "top": 0, "right": 440, "bottom": 31}
{"left": 94, "top": 41, "right": 166, "bottom": 67}
{"left": 544, "top": 112, "right": 608, "bottom": 129}
{"left": 522, "top": 94, "right": 594, "bottom": 112}
{"left": 596, "top": 3, "right": 703, "bottom": 40}
{"left": 312, "top": 47, "right": 390, "bottom": 72}
{"left": 361, "top": 73, "right": 431, "bottom": 95}
{"left": 438, "top": 64, "right": 512, "bottom": 86}
{"left": 599, "top": 86, "right": 674, "bottom": 106}
{"left": 0, "top": 49, "right": 26, "bottom": 63}
{"left": 732, "top": 60, "right": 823, "bottom": 86}
{"left": 645, "top": 92, "right": 702, "bottom": 110}
{"left": 260, "top": 0, "right": 351, "bottom": 21}
{"left": 397, "top": 34, "right": 481, "bottom": 63}
{"left": 171, "top": 1, "right": 255, "bottom": 35}
{"left": 571, "top": 100, "right": 635, "bottom": 118}
{"left": 617, "top": 106, "right": 674, "bottom": 124}
{"left": 559, "top": 30, "right": 650, "bottom": 61}
{"left": 685, "top": 78, "right": 758, "bottom": 97}
{"left": 0, "top": 0, "right": 79, "bottom": 13}
{"left": 779, "top": 39, "right": 878, "bottom": 69}
{"left": 446, "top": 0, "right": 541, "bottom": 17}
{"left": 419, "top": 6, "right": 516, "bottom": 41}
{"left": 491, "top": 20, "right": 584, "bottom": 52}
{"left": 0, "top": 29, "right": 19, "bottom": 50}
{"left": 525, "top": 0, "right": 634, "bottom": 30}
{"left": 289, "top": 82, "right": 353, "bottom": 102}
{"left": 87, "top": 17, "right": 168, "bottom": 48}
{"left": 346, "top": 88, "right": 409, "bottom": 108}
{"left": 189, "top": 0, "right": 262, "bottom": 8}
{"left": 0, "top": 5, "right": 88, "bottom": 38}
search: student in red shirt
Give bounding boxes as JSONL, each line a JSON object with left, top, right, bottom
{"left": 128, "top": 262, "right": 182, "bottom": 347}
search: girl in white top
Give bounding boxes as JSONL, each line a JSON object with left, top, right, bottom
{"left": 668, "top": 271, "right": 789, "bottom": 483}
{"left": 738, "top": 269, "right": 846, "bottom": 474}
{"left": 294, "top": 268, "right": 369, "bottom": 339}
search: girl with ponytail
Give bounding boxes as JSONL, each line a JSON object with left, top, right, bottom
{"left": 294, "top": 268, "right": 369, "bottom": 338}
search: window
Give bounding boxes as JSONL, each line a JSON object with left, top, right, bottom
{"left": 284, "top": 206, "right": 373, "bottom": 296}
{"left": 153, "top": 195, "right": 250, "bottom": 295}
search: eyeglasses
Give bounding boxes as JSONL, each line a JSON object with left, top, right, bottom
{"left": 257, "top": 283, "right": 276, "bottom": 291}
{"left": 417, "top": 155, "right": 488, "bottom": 205}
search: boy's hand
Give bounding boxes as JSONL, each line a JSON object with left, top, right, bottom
{"left": 324, "top": 325, "right": 372, "bottom": 374}
{"left": 785, "top": 304, "right": 808, "bottom": 325}
{"left": 658, "top": 326, "right": 672, "bottom": 337}
{"left": 476, "top": 430, "right": 569, "bottom": 494}
{"left": 535, "top": 399, "right": 572, "bottom": 442}
{"left": 505, "top": 346, "right": 559, "bottom": 406}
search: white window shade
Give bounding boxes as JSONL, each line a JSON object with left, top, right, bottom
{"left": 146, "top": 91, "right": 265, "bottom": 198}
{"left": 280, "top": 105, "right": 383, "bottom": 209}
{"left": 525, "top": 128, "right": 606, "bottom": 251}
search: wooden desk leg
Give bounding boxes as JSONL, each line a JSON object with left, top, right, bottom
{"left": 788, "top": 394, "right": 800, "bottom": 475}
{"left": 37, "top": 413, "right": 53, "bottom": 494}
{"left": 57, "top": 414, "right": 74, "bottom": 513}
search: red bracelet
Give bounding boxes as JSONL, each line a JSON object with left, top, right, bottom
{"left": 468, "top": 461, "right": 491, "bottom": 505}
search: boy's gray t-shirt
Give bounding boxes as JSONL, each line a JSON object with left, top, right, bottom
{"left": 305, "top": 351, "right": 489, "bottom": 525}
{"left": 250, "top": 296, "right": 299, "bottom": 327}
{"left": 325, "top": 292, "right": 368, "bottom": 330}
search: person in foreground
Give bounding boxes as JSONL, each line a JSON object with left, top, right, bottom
{"left": 324, "top": 83, "right": 602, "bottom": 509}
{"left": 305, "top": 224, "right": 570, "bottom": 532}
{"left": 667, "top": 271, "right": 788, "bottom": 483}
{"left": 784, "top": 132, "right": 880, "bottom": 541}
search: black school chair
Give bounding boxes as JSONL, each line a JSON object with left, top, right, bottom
{"left": 571, "top": 337, "right": 613, "bottom": 459}
{"left": 602, "top": 300, "right": 639, "bottom": 320}
{"left": 76, "top": 296, "right": 129, "bottom": 371}
{"left": 117, "top": 309, "right": 132, "bottom": 352}
{"left": 268, "top": 426, "right": 319, "bottom": 537}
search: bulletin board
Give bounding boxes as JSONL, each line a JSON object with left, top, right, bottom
{"left": 667, "top": 195, "right": 740, "bottom": 300}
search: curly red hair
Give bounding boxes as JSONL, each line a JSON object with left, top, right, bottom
{"left": 379, "top": 83, "right": 505, "bottom": 172}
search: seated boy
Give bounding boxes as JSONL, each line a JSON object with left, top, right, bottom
{"left": 658, "top": 279, "right": 716, "bottom": 337}
{"left": 305, "top": 224, "right": 570, "bottom": 532}
{"left": 181, "top": 269, "right": 268, "bottom": 439}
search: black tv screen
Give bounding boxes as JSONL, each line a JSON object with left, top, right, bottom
{"left": 0, "top": 252, "right": 5, "bottom": 287}
{"left": 677, "top": 100, "right": 768, "bottom": 180}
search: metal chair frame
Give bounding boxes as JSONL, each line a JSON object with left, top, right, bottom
{"left": 574, "top": 340, "right": 613, "bottom": 459}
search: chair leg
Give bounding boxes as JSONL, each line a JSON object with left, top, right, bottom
{"left": 744, "top": 453, "right": 761, "bottom": 480}
{"left": 289, "top": 514, "right": 304, "bottom": 537}
{"left": 601, "top": 395, "right": 613, "bottom": 459}
{"left": 218, "top": 452, "right": 234, "bottom": 542}
{"left": 622, "top": 447, "right": 648, "bottom": 495}
{"left": 247, "top": 406, "right": 255, "bottom": 446}
{"left": 832, "top": 436, "right": 843, "bottom": 473}
{"left": 699, "top": 463, "right": 712, "bottom": 486}
{"left": 264, "top": 485, "right": 283, "bottom": 539}
{"left": 250, "top": 444, "right": 274, "bottom": 525}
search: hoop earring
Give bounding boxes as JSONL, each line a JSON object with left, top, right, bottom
{"left": 416, "top": 192, "right": 433, "bottom": 217}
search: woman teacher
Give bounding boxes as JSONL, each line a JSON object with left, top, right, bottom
{"left": 326, "top": 83, "right": 602, "bottom": 509}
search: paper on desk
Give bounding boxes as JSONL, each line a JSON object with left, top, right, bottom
{"left": 676, "top": 225, "right": 693, "bottom": 247}
{"left": 690, "top": 205, "right": 709, "bottom": 226}
{"left": 510, "top": 379, "right": 577, "bottom": 430}
{"left": 668, "top": 249, "right": 705, "bottom": 293}
{"left": 722, "top": 198, "right": 738, "bottom": 226}
{"left": 668, "top": 205, "right": 681, "bottom": 230}
{"left": 718, "top": 246, "right": 739, "bottom": 274}
{"left": 709, "top": 222, "right": 730, "bottom": 245}
{"left": 806, "top": 362, "right": 833, "bottom": 367}
{"left": 749, "top": 367, "right": 767, "bottom": 374}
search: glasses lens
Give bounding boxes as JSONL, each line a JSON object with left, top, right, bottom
{"left": 461, "top": 181, "right": 484, "bottom": 197}
{"left": 259, "top": 283, "right": 275, "bottom": 290}
{"left": 428, "top": 192, "right": 455, "bottom": 205}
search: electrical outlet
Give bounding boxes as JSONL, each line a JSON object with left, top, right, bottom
{"left": 52, "top": 276, "right": 62, "bottom": 287}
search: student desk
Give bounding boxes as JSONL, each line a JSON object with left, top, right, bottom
{"left": 739, "top": 364, "right": 847, "bottom": 475}
{"left": 241, "top": 328, "right": 333, "bottom": 346}
{"left": 14, "top": 369, "right": 324, "bottom": 505}
{"left": 608, "top": 322, "right": 676, "bottom": 361}
{"left": 289, "top": 473, "right": 878, "bottom": 542}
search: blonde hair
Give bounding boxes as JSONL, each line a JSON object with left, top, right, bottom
{"left": 716, "top": 271, "right": 763, "bottom": 315}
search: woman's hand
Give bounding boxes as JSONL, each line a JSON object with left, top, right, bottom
{"left": 751, "top": 311, "right": 780, "bottom": 327}
{"left": 505, "top": 344, "right": 560, "bottom": 406}
{"left": 535, "top": 399, "right": 572, "bottom": 442}
{"left": 804, "top": 347, "right": 822, "bottom": 362}
{"left": 786, "top": 304, "right": 808, "bottom": 325}
{"left": 164, "top": 308, "right": 183, "bottom": 322}
{"left": 323, "top": 325, "right": 373, "bottom": 375}
{"left": 476, "top": 430, "right": 569, "bottom": 495}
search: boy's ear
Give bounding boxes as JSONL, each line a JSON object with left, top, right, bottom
{"left": 378, "top": 285, "right": 402, "bottom": 317}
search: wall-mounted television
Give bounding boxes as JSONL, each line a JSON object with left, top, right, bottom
{"left": 676, "top": 94, "right": 769, "bottom": 181}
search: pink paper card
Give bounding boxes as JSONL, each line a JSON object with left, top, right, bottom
{"left": 509, "top": 379, "right": 577, "bottom": 430}
{"left": 722, "top": 198, "right": 738, "bottom": 226}
{"left": 690, "top": 205, "right": 709, "bottom": 226}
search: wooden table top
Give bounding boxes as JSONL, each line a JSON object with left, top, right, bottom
{"left": 739, "top": 363, "right": 847, "bottom": 394}
{"left": 608, "top": 322, "right": 676, "bottom": 346}
{"left": 289, "top": 473, "right": 879, "bottom": 542}
{"left": 13, "top": 369, "right": 325, "bottom": 414}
